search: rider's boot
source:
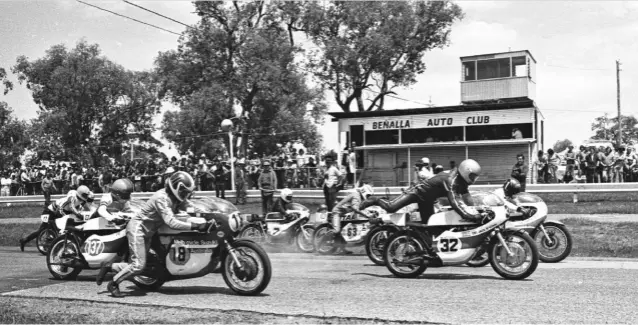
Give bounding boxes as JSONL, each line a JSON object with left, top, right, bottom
{"left": 107, "top": 281, "right": 124, "bottom": 298}
{"left": 96, "top": 264, "right": 111, "bottom": 286}
{"left": 19, "top": 238, "right": 26, "bottom": 252}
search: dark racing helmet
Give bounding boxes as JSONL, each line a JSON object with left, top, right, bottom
{"left": 165, "top": 171, "right": 195, "bottom": 202}
{"left": 111, "top": 179, "right": 134, "bottom": 201}
{"left": 458, "top": 159, "right": 482, "bottom": 185}
{"left": 503, "top": 178, "right": 522, "bottom": 198}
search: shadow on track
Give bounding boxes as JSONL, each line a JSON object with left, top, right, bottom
{"left": 353, "top": 272, "right": 520, "bottom": 281}
{"left": 158, "top": 286, "right": 269, "bottom": 297}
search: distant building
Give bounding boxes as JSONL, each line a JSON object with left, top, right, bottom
{"left": 329, "top": 50, "right": 544, "bottom": 186}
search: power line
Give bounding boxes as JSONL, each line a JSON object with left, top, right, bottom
{"left": 122, "top": 0, "right": 191, "bottom": 28}
{"left": 544, "top": 64, "right": 607, "bottom": 71}
{"left": 76, "top": 0, "right": 181, "bottom": 36}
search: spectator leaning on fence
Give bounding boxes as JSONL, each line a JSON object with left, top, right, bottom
{"left": 41, "top": 173, "right": 58, "bottom": 206}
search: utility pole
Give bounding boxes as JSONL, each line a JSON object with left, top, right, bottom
{"left": 617, "top": 60, "right": 622, "bottom": 146}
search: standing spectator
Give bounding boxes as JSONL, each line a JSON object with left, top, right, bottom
{"left": 564, "top": 146, "right": 577, "bottom": 183}
{"left": 304, "top": 157, "right": 318, "bottom": 188}
{"left": 602, "top": 147, "right": 614, "bottom": 183}
{"left": 235, "top": 159, "right": 247, "bottom": 205}
{"left": 275, "top": 157, "right": 285, "bottom": 189}
{"left": 257, "top": 160, "right": 277, "bottom": 215}
{"left": 613, "top": 146, "right": 626, "bottom": 183}
{"left": 41, "top": 173, "right": 57, "bottom": 206}
{"left": 347, "top": 148, "right": 357, "bottom": 186}
{"left": 322, "top": 154, "right": 342, "bottom": 211}
{"left": 284, "top": 158, "right": 297, "bottom": 188}
{"left": 1, "top": 173, "right": 11, "bottom": 196}
{"left": 546, "top": 149, "right": 561, "bottom": 183}
{"left": 625, "top": 147, "right": 637, "bottom": 182}
{"left": 70, "top": 169, "right": 79, "bottom": 190}
{"left": 584, "top": 147, "right": 597, "bottom": 183}
{"left": 511, "top": 154, "right": 528, "bottom": 191}
{"left": 594, "top": 146, "right": 605, "bottom": 183}
{"left": 534, "top": 150, "right": 548, "bottom": 184}
{"left": 213, "top": 160, "right": 228, "bottom": 199}
{"left": 248, "top": 160, "right": 261, "bottom": 190}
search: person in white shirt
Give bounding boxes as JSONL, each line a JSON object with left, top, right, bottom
{"left": 322, "top": 154, "right": 342, "bottom": 211}
{"left": 512, "top": 128, "right": 523, "bottom": 139}
{"left": 1, "top": 173, "right": 12, "bottom": 196}
{"left": 347, "top": 148, "right": 357, "bottom": 186}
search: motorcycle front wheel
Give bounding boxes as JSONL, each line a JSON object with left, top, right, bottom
{"left": 365, "top": 226, "right": 396, "bottom": 266}
{"left": 222, "top": 240, "right": 272, "bottom": 296}
{"left": 47, "top": 237, "right": 82, "bottom": 280}
{"left": 37, "top": 228, "right": 57, "bottom": 255}
{"left": 316, "top": 229, "right": 339, "bottom": 255}
{"left": 238, "top": 225, "right": 266, "bottom": 245}
{"left": 534, "top": 223, "right": 573, "bottom": 263}
{"left": 489, "top": 231, "right": 539, "bottom": 280}
{"left": 295, "top": 225, "right": 315, "bottom": 253}
{"left": 383, "top": 230, "right": 428, "bottom": 278}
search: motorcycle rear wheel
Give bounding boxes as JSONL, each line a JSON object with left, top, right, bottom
{"left": 312, "top": 224, "right": 332, "bottom": 252}
{"left": 534, "top": 223, "right": 572, "bottom": 263}
{"left": 489, "top": 231, "right": 539, "bottom": 280}
{"left": 238, "top": 225, "right": 266, "bottom": 245}
{"left": 222, "top": 240, "right": 272, "bottom": 296}
{"left": 295, "top": 225, "right": 315, "bottom": 253}
{"left": 37, "top": 228, "right": 57, "bottom": 255}
{"left": 316, "top": 230, "right": 339, "bottom": 255}
{"left": 383, "top": 230, "right": 428, "bottom": 278}
{"left": 131, "top": 249, "right": 166, "bottom": 291}
{"left": 365, "top": 226, "right": 396, "bottom": 266}
{"left": 47, "top": 237, "right": 82, "bottom": 280}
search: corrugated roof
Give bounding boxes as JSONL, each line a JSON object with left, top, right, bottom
{"left": 460, "top": 50, "right": 537, "bottom": 63}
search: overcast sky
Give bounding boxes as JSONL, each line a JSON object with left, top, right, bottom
{"left": 1, "top": 1, "right": 637, "bottom": 157}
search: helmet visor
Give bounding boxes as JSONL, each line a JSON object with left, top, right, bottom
{"left": 119, "top": 192, "right": 131, "bottom": 200}
{"left": 468, "top": 173, "right": 479, "bottom": 184}
{"left": 176, "top": 183, "right": 193, "bottom": 201}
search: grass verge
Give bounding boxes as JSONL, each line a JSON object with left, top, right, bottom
{"left": 0, "top": 297, "right": 426, "bottom": 324}
{"left": 561, "top": 217, "right": 638, "bottom": 258}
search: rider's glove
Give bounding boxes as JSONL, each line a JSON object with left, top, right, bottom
{"left": 480, "top": 212, "right": 494, "bottom": 224}
{"left": 191, "top": 220, "right": 214, "bottom": 232}
{"left": 113, "top": 217, "right": 127, "bottom": 226}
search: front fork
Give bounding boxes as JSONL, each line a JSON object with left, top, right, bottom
{"left": 225, "top": 241, "right": 243, "bottom": 269}
{"left": 537, "top": 224, "right": 554, "bottom": 245}
{"left": 495, "top": 231, "right": 514, "bottom": 257}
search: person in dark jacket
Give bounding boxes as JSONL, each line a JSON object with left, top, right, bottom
{"left": 258, "top": 160, "right": 277, "bottom": 215}
{"left": 511, "top": 154, "right": 528, "bottom": 192}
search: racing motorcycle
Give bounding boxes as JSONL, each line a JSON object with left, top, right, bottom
{"left": 314, "top": 206, "right": 388, "bottom": 255}
{"left": 46, "top": 197, "right": 272, "bottom": 296}
{"left": 238, "top": 203, "right": 316, "bottom": 253}
{"left": 36, "top": 207, "right": 96, "bottom": 255}
{"left": 383, "top": 191, "right": 539, "bottom": 280}
{"left": 364, "top": 205, "right": 419, "bottom": 266}
{"left": 466, "top": 191, "right": 572, "bottom": 266}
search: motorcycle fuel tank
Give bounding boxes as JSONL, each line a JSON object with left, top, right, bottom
{"left": 427, "top": 210, "right": 477, "bottom": 226}
{"left": 166, "top": 238, "right": 217, "bottom": 276}
{"left": 81, "top": 229, "right": 127, "bottom": 268}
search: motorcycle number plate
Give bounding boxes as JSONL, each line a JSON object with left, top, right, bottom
{"left": 341, "top": 223, "right": 368, "bottom": 242}
{"left": 84, "top": 239, "right": 105, "bottom": 256}
{"left": 41, "top": 215, "right": 49, "bottom": 223}
{"left": 83, "top": 213, "right": 92, "bottom": 221}
{"left": 437, "top": 237, "right": 461, "bottom": 254}
{"left": 169, "top": 244, "right": 191, "bottom": 266}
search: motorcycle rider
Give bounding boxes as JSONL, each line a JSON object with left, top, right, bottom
{"left": 96, "top": 171, "right": 212, "bottom": 298}
{"left": 330, "top": 184, "right": 375, "bottom": 254}
{"left": 360, "top": 159, "right": 489, "bottom": 227}
{"left": 493, "top": 178, "right": 533, "bottom": 218}
{"left": 19, "top": 185, "right": 95, "bottom": 252}
{"left": 95, "top": 179, "right": 135, "bottom": 221}
{"left": 416, "top": 157, "right": 434, "bottom": 182}
{"left": 271, "top": 188, "right": 299, "bottom": 221}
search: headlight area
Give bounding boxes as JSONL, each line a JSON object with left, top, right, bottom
{"left": 228, "top": 212, "right": 242, "bottom": 232}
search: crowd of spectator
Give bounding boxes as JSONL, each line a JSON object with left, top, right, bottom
{"left": 533, "top": 144, "right": 638, "bottom": 184}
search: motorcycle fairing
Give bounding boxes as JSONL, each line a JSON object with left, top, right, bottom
{"left": 165, "top": 236, "right": 217, "bottom": 276}
{"left": 76, "top": 217, "right": 122, "bottom": 231}
{"left": 80, "top": 229, "right": 128, "bottom": 268}
{"left": 340, "top": 222, "right": 371, "bottom": 243}
{"left": 265, "top": 215, "right": 307, "bottom": 237}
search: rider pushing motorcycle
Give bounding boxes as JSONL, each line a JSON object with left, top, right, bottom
{"left": 330, "top": 184, "right": 375, "bottom": 254}
{"left": 96, "top": 171, "right": 212, "bottom": 298}
{"left": 94, "top": 179, "right": 135, "bottom": 222}
{"left": 19, "top": 185, "right": 95, "bottom": 252}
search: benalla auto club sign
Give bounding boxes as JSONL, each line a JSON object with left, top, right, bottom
{"left": 371, "top": 120, "right": 411, "bottom": 130}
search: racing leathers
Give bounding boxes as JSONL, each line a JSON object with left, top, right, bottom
{"left": 95, "top": 192, "right": 133, "bottom": 221}
{"left": 332, "top": 191, "right": 370, "bottom": 232}
{"left": 271, "top": 197, "right": 297, "bottom": 221}
{"left": 360, "top": 168, "right": 482, "bottom": 224}
{"left": 109, "top": 189, "right": 198, "bottom": 288}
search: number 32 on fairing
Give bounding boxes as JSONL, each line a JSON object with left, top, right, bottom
{"left": 437, "top": 237, "right": 460, "bottom": 253}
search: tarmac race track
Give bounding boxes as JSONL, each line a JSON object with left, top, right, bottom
{"left": 2, "top": 247, "right": 638, "bottom": 324}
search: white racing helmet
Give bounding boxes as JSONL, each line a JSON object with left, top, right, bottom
{"left": 358, "top": 184, "right": 374, "bottom": 199}
{"left": 281, "top": 188, "right": 293, "bottom": 202}
{"left": 458, "top": 159, "right": 482, "bottom": 185}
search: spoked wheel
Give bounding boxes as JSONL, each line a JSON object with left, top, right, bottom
{"left": 312, "top": 224, "right": 332, "bottom": 252}
{"left": 132, "top": 249, "right": 166, "bottom": 290}
{"left": 466, "top": 247, "right": 490, "bottom": 267}
{"left": 316, "top": 230, "right": 339, "bottom": 255}
{"left": 489, "top": 231, "right": 539, "bottom": 280}
{"left": 238, "top": 225, "right": 266, "bottom": 245}
{"left": 37, "top": 228, "right": 58, "bottom": 255}
{"left": 365, "top": 226, "right": 396, "bottom": 266}
{"left": 383, "top": 230, "right": 428, "bottom": 278}
{"left": 222, "top": 240, "right": 272, "bottom": 296}
{"left": 47, "top": 237, "right": 82, "bottom": 280}
{"left": 534, "top": 224, "right": 573, "bottom": 263}
{"left": 295, "top": 225, "right": 316, "bottom": 253}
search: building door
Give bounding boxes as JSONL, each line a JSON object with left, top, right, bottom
{"left": 367, "top": 151, "right": 396, "bottom": 186}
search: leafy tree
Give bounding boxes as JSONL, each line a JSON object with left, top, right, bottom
{"left": 0, "top": 102, "right": 29, "bottom": 168}
{"left": 0, "top": 68, "right": 13, "bottom": 95}
{"left": 156, "top": 1, "right": 325, "bottom": 157}
{"left": 296, "top": 1, "right": 464, "bottom": 112}
{"left": 590, "top": 114, "right": 638, "bottom": 145}
{"left": 552, "top": 139, "right": 573, "bottom": 153}
{"left": 3, "top": 40, "right": 162, "bottom": 164}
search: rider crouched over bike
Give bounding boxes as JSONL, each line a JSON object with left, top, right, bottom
{"left": 96, "top": 171, "right": 213, "bottom": 298}
{"left": 360, "top": 159, "right": 491, "bottom": 256}
{"left": 94, "top": 179, "right": 135, "bottom": 222}
{"left": 330, "top": 184, "right": 375, "bottom": 254}
{"left": 19, "top": 185, "right": 95, "bottom": 252}
{"left": 270, "top": 188, "right": 299, "bottom": 221}
{"left": 493, "top": 178, "right": 532, "bottom": 218}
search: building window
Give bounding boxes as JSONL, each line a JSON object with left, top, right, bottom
{"left": 512, "top": 56, "right": 528, "bottom": 77}
{"left": 402, "top": 127, "right": 464, "bottom": 143}
{"left": 466, "top": 123, "right": 533, "bottom": 141}
{"left": 477, "top": 58, "right": 511, "bottom": 80}
{"left": 463, "top": 61, "right": 476, "bottom": 81}
{"left": 365, "top": 130, "right": 399, "bottom": 145}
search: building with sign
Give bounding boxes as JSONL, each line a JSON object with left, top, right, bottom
{"left": 329, "top": 50, "right": 543, "bottom": 186}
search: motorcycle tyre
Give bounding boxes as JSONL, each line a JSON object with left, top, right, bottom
{"left": 238, "top": 224, "right": 266, "bottom": 245}
{"left": 312, "top": 224, "right": 332, "bottom": 252}
{"left": 534, "top": 223, "right": 573, "bottom": 263}
{"left": 465, "top": 248, "right": 490, "bottom": 267}
{"left": 317, "top": 230, "right": 339, "bottom": 255}
{"left": 295, "top": 225, "right": 316, "bottom": 253}
{"left": 37, "top": 228, "right": 57, "bottom": 255}
{"left": 222, "top": 240, "right": 272, "bottom": 296}
{"left": 131, "top": 249, "right": 166, "bottom": 290}
{"left": 365, "top": 226, "right": 396, "bottom": 266}
{"left": 47, "top": 236, "right": 82, "bottom": 280}
{"left": 383, "top": 230, "right": 428, "bottom": 278}
{"left": 489, "top": 231, "right": 539, "bottom": 280}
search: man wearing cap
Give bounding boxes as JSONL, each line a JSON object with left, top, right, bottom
{"left": 258, "top": 160, "right": 277, "bottom": 215}
{"left": 417, "top": 157, "right": 434, "bottom": 182}
{"left": 235, "top": 159, "right": 247, "bottom": 205}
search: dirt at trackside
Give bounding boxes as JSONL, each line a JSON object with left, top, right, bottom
{"left": 0, "top": 296, "right": 437, "bottom": 324}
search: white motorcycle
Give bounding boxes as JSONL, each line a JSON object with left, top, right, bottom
{"left": 383, "top": 191, "right": 539, "bottom": 280}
